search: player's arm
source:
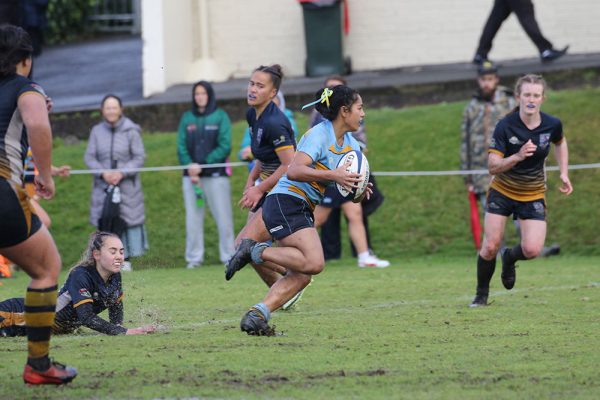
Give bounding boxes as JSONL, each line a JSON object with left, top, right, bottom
{"left": 488, "top": 139, "right": 537, "bottom": 175}
{"left": 74, "top": 302, "right": 127, "bottom": 335}
{"left": 255, "top": 147, "right": 294, "bottom": 193}
{"left": 108, "top": 298, "right": 124, "bottom": 326}
{"left": 287, "top": 151, "right": 361, "bottom": 192}
{"left": 18, "top": 92, "right": 54, "bottom": 199}
{"left": 554, "top": 139, "right": 573, "bottom": 195}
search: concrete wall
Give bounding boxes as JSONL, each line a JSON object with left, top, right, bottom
{"left": 142, "top": 0, "right": 600, "bottom": 96}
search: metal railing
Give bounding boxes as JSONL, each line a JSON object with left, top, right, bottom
{"left": 88, "top": 0, "right": 141, "bottom": 34}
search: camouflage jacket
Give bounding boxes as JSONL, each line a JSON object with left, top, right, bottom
{"left": 460, "top": 86, "right": 516, "bottom": 194}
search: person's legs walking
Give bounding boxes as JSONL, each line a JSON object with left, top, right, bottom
{"left": 182, "top": 177, "right": 204, "bottom": 267}
{"left": 475, "top": 0, "right": 512, "bottom": 61}
{"left": 203, "top": 177, "right": 236, "bottom": 263}
{"left": 507, "top": 0, "right": 553, "bottom": 53}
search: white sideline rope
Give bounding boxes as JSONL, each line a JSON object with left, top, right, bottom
{"left": 26, "top": 161, "right": 600, "bottom": 176}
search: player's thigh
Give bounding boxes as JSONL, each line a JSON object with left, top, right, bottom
{"left": 0, "top": 225, "right": 61, "bottom": 281}
{"left": 313, "top": 205, "right": 332, "bottom": 227}
{"left": 235, "top": 208, "right": 270, "bottom": 245}
{"left": 340, "top": 200, "right": 363, "bottom": 223}
{"left": 518, "top": 219, "right": 547, "bottom": 256}
{"left": 278, "top": 227, "right": 324, "bottom": 272}
{"left": 483, "top": 212, "right": 507, "bottom": 246}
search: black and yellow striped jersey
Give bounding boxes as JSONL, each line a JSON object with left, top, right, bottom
{"left": 489, "top": 111, "right": 564, "bottom": 201}
{"left": 0, "top": 74, "right": 46, "bottom": 186}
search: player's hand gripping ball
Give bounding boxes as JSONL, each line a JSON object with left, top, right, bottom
{"left": 336, "top": 150, "right": 370, "bottom": 201}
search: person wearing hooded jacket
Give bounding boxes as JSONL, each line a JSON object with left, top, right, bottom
{"left": 177, "top": 81, "right": 235, "bottom": 269}
{"left": 84, "top": 94, "right": 148, "bottom": 269}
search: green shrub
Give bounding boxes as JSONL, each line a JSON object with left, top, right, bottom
{"left": 46, "top": 0, "right": 98, "bottom": 44}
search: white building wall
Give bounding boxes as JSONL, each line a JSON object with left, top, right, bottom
{"left": 142, "top": 0, "right": 600, "bottom": 96}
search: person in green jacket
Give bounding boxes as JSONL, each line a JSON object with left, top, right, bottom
{"left": 177, "top": 81, "right": 235, "bottom": 269}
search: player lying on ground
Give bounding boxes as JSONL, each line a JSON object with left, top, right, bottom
{"left": 1, "top": 232, "right": 156, "bottom": 336}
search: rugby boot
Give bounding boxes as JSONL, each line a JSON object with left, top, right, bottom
{"left": 240, "top": 308, "right": 275, "bottom": 336}
{"left": 500, "top": 247, "right": 516, "bottom": 290}
{"left": 23, "top": 360, "right": 77, "bottom": 385}
{"left": 225, "top": 239, "right": 257, "bottom": 281}
{"left": 469, "top": 294, "right": 489, "bottom": 308}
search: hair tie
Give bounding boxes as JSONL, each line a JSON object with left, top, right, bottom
{"left": 301, "top": 88, "right": 333, "bottom": 110}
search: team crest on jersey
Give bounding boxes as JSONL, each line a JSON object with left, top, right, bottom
{"left": 509, "top": 136, "right": 523, "bottom": 145}
{"left": 79, "top": 288, "right": 92, "bottom": 298}
{"left": 273, "top": 135, "right": 286, "bottom": 146}
{"left": 539, "top": 133, "right": 551, "bottom": 149}
{"left": 256, "top": 128, "right": 264, "bottom": 143}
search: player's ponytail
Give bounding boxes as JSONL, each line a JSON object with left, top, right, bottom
{"left": 313, "top": 85, "right": 360, "bottom": 121}
{"left": 71, "top": 231, "right": 120, "bottom": 271}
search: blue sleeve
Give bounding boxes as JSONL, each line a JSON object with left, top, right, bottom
{"left": 297, "top": 129, "right": 324, "bottom": 163}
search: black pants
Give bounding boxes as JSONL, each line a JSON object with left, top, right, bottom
{"left": 476, "top": 0, "right": 552, "bottom": 56}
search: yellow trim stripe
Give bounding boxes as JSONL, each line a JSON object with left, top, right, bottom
{"left": 24, "top": 291, "right": 57, "bottom": 307}
{"left": 488, "top": 149, "right": 504, "bottom": 157}
{"left": 315, "top": 162, "right": 329, "bottom": 171}
{"left": 28, "top": 341, "right": 50, "bottom": 358}
{"left": 554, "top": 137, "right": 565, "bottom": 145}
{"left": 275, "top": 145, "right": 294, "bottom": 153}
{"left": 25, "top": 312, "right": 55, "bottom": 327}
{"left": 328, "top": 144, "right": 354, "bottom": 155}
{"left": 17, "top": 90, "right": 46, "bottom": 103}
{"left": 0, "top": 311, "right": 25, "bottom": 327}
{"left": 490, "top": 183, "right": 546, "bottom": 202}
{"left": 117, "top": 294, "right": 124, "bottom": 303}
{"left": 73, "top": 299, "right": 94, "bottom": 308}
{"left": 287, "top": 185, "right": 316, "bottom": 210}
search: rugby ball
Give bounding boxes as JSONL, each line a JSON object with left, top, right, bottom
{"left": 335, "top": 150, "right": 370, "bottom": 201}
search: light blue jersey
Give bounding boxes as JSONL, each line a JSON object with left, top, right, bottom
{"left": 268, "top": 120, "right": 361, "bottom": 209}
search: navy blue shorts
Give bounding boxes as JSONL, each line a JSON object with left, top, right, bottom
{"left": 486, "top": 189, "right": 546, "bottom": 221}
{"left": 320, "top": 184, "right": 351, "bottom": 209}
{"left": 262, "top": 194, "right": 314, "bottom": 240}
{"left": 0, "top": 178, "right": 42, "bottom": 248}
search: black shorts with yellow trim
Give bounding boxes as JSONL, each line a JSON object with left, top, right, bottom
{"left": 262, "top": 194, "right": 315, "bottom": 241}
{"left": 486, "top": 189, "right": 546, "bottom": 221}
{"left": 0, "top": 178, "right": 42, "bottom": 248}
{"left": 0, "top": 297, "right": 26, "bottom": 337}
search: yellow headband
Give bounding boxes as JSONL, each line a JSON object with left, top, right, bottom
{"left": 301, "top": 88, "right": 334, "bottom": 110}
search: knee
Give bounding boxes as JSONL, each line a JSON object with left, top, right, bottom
{"left": 304, "top": 258, "right": 324, "bottom": 275}
{"left": 521, "top": 244, "right": 541, "bottom": 259}
{"left": 481, "top": 240, "right": 501, "bottom": 259}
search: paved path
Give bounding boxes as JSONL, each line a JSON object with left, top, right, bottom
{"left": 34, "top": 35, "right": 600, "bottom": 113}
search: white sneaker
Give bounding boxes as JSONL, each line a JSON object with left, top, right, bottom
{"left": 358, "top": 255, "right": 390, "bottom": 268}
{"left": 121, "top": 261, "right": 132, "bottom": 272}
{"left": 186, "top": 263, "right": 200, "bottom": 269}
{"left": 282, "top": 278, "right": 313, "bottom": 310}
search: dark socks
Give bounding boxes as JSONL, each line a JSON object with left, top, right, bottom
{"left": 476, "top": 255, "right": 496, "bottom": 296}
{"left": 25, "top": 285, "right": 57, "bottom": 371}
{"left": 506, "top": 245, "right": 528, "bottom": 265}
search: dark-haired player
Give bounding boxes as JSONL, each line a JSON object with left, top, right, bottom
{"left": 470, "top": 74, "right": 572, "bottom": 307}
{"left": 232, "top": 64, "right": 296, "bottom": 287}
{"left": 0, "top": 24, "right": 76, "bottom": 385}
{"left": 227, "top": 85, "right": 370, "bottom": 335}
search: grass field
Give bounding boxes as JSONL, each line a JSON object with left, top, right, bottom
{"left": 1, "top": 255, "right": 599, "bottom": 399}
{"left": 1, "top": 87, "right": 599, "bottom": 399}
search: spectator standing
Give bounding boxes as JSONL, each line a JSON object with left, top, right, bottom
{"left": 473, "top": 0, "right": 568, "bottom": 64}
{"left": 84, "top": 95, "right": 148, "bottom": 271}
{"left": 177, "top": 81, "right": 235, "bottom": 268}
